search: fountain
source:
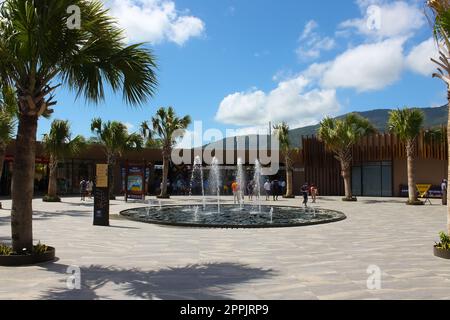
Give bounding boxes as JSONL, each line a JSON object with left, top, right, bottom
{"left": 269, "top": 207, "right": 274, "bottom": 224}
{"left": 208, "top": 157, "right": 221, "bottom": 213}
{"left": 253, "top": 159, "right": 262, "bottom": 213}
{"left": 121, "top": 157, "right": 346, "bottom": 228}
{"left": 236, "top": 158, "right": 245, "bottom": 209}
{"left": 190, "top": 156, "right": 205, "bottom": 210}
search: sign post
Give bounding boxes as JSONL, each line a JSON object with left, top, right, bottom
{"left": 94, "top": 164, "right": 110, "bottom": 226}
{"left": 416, "top": 184, "right": 432, "bottom": 205}
{"left": 125, "top": 163, "right": 145, "bottom": 201}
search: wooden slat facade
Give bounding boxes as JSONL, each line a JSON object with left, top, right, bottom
{"left": 301, "top": 129, "right": 448, "bottom": 196}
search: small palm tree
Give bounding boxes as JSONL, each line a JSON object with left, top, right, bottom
{"left": 388, "top": 108, "right": 425, "bottom": 205}
{"left": 426, "top": 0, "right": 450, "bottom": 234}
{"left": 273, "top": 122, "right": 298, "bottom": 198}
{"left": 318, "top": 114, "right": 376, "bottom": 201}
{"left": 42, "top": 120, "right": 85, "bottom": 202}
{"left": 151, "top": 107, "right": 191, "bottom": 198}
{"left": 140, "top": 121, "right": 163, "bottom": 149}
{"left": 91, "top": 118, "right": 143, "bottom": 199}
{"left": 0, "top": 0, "right": 158, "bottom": 252}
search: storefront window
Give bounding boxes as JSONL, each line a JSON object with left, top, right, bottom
{"left": 352, "top": 161, "right": 392, "bottom": 197}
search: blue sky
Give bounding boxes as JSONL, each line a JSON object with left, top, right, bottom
{"left": 39, "top": 0, "right": 445, "bottom": 146}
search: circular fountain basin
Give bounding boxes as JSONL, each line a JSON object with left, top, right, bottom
{"left": 120, "top": 204, "right": 346, "bottom": 229}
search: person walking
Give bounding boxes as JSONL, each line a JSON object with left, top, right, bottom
{"left": 310, "top": 183, "right": 318, "bottom": 204}
{"left": 87, "top": 179, "right": 93, "bottom": 199}
{"left": 442, "top": 179, "right": 448, "bottom": 206}
{"left": 264, "top": 180, "right": 271, "bottom": 201}
{"left": 301, "top": 182, "right": 309, "bottom": 207}
{"left": 247, "top": 180, "right": 254, "bottom": 201}
{"left": 272, "top": 178, "right": 280, "bottom": 201}
{"left": 80, "top": 178, "right": 87, "bottom": 201}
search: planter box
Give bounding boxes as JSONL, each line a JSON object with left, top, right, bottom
{"left": 0, "top": 247, "right": 55, "bottom": 266}
{"left": 434, "top": 246, "right": 450, "bottom": 260}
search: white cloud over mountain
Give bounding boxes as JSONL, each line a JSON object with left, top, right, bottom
{"left": 215, "top": 1, "right": 436, "bottom": 130}
{"left": 406, "top": 38, "right": 440, "bottom": 76}
{"left": 106, "top": 0, "right": 205, "bottom": 45}
{"left": 321, "top": 37, "right": 406, "bottom": 91}
{"left": 215, "top": 75, "right": 340, "bottom": 127}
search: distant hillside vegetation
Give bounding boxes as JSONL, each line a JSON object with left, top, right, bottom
{"left": 203, "top": 106, "right": 448, "bottom": 149}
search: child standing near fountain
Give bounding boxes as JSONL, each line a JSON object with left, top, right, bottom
{"left": 232, "top": 181, "right": 240, "bottom": 204}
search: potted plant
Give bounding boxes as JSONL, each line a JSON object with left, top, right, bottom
{"left": 434, "top": 232, "right": 450, "bottom": 259}
{"left": 0, "top": 241, "right": 55, "bottom": 266}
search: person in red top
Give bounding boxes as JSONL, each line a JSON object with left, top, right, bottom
{"left": 231, "top": 181, "right": 240, "bottom": 204}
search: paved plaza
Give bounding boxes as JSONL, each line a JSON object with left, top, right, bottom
{"left": 0, "top": 195, "right": 449, "bottom": 300}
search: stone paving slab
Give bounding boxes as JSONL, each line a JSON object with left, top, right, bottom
{"left": 0, "top": 195, "right": 449, "bottom": 300}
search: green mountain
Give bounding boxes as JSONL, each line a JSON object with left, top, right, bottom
{"left": 289, "top": 105, "right": 448, "bottom": 147}
{"left": 203, "top": 106, "right": 448, "bottom": 150}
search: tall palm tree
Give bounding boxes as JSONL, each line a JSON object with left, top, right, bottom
{"left": 318, "top": 114, "right": 376, "bottom": 201}
{"left": 427, "top": 0, "right": 450, "bottom": 233}
{"left": 388, "top": 108, "right": 425, "bottom": 205}
{"left": 42, "top": 120, "right": 85, "bottom": 202}
{"left": 151, "top": 107, "right": 191, "bottom": 199}
{"left": 0, "top": 0, "right": 157, "bottom": 252}
{"left": 91, "top": 118, "right": 143, "bottom": 199}
{"left": 273, "top": 122, "right": 297, "bottom": 198}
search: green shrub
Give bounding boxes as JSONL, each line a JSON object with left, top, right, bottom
{"left": 43, "top": 195, "right": 61, "bottom": 202}
{"left": 435, "top": 232, "right": 450, "bottom": 250}
{"left": 0, "top": 243, "right": 13, "bottom": 256}
{"left": 33, "top": 241, "right": 49, "bottom": 255}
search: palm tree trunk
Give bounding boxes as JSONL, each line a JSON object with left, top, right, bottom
{"left": 340, "top": 160, "right": 352, "bottom": 200}
{"left": 108, "top": 155, "right": 116, "bottom": 200}
{"left": 406, "top": 141, "right": 417, "bottom": 204}
{"left": 159, "top": 154, "right": 169, "bottom": 198}
{"left": 285, "top": 169, "right": 293, "bottom": 198}
{"left": 11, "top": 114, "right": 38, "bottom": 252}
{"left": 47, "top": 156, "right": 58, "bottom": 198}
{"left": 0, "top": 144, "right": 6, "bottom": 183}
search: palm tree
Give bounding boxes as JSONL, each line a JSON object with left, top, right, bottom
{"left": 0, "top": 86, "right": 17, "bottom": 182}
{"left": 426, "top": 0, "right": 450, "bottom": 233}
{"left": 388, "top": 108, "right": 425, "bottom": 205}
{"left": 140, "top": 121, "right": 163, "bottom": 149}
{"left": 273, "top": 122, "right": 297, "bottom": 198}
{"left": 318, "top": 114, "right": 376, "bottom": 201}
{"left": 91, "top": 118, "right": 144, "bottom": 199}
{"left": 151, "top": 107, "right": 191, "bottom": 199}
{"left": 0, "top": 0, "right": 157, "bottom": 252}
{"left": 42, "top": 120, "right": 85, "bottom": 202}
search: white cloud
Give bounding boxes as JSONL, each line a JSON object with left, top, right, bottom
{"left": 339, "top": 1, "right": 425, "bottom": 40}
{"left": 297, "top": 20, "right": 335, "bottom": 60}
{"left": 215, "top": 75, "right": 340, "bottom": 127}
{"left": 406, "top": 38, "right": 440, "bottom": 76}
{"left": 106, "top": 0, "right": 205, "bottom": 45}
{"left": 321, "top": 37, "right": 406, "bottom": 91}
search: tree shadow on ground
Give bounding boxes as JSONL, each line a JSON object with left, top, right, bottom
{"left": 360, "top": 199, "right": 408, "bottom": 204}
{"left": 38, "top": 262, "right": 276, "bottom": 300}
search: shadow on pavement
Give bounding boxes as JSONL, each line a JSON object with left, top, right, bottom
{"left": 38, "top": 262, "right": 276, "bottom": 300}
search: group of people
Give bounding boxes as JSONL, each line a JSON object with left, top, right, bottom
{"left": 79, "top": 178, "right": 94, "bottom": 201}
{"left": 301, "top": 182, "right": 318, "bottom": 207}
{"left": 263, "top": 179, "right": 285, "bottom": 201}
